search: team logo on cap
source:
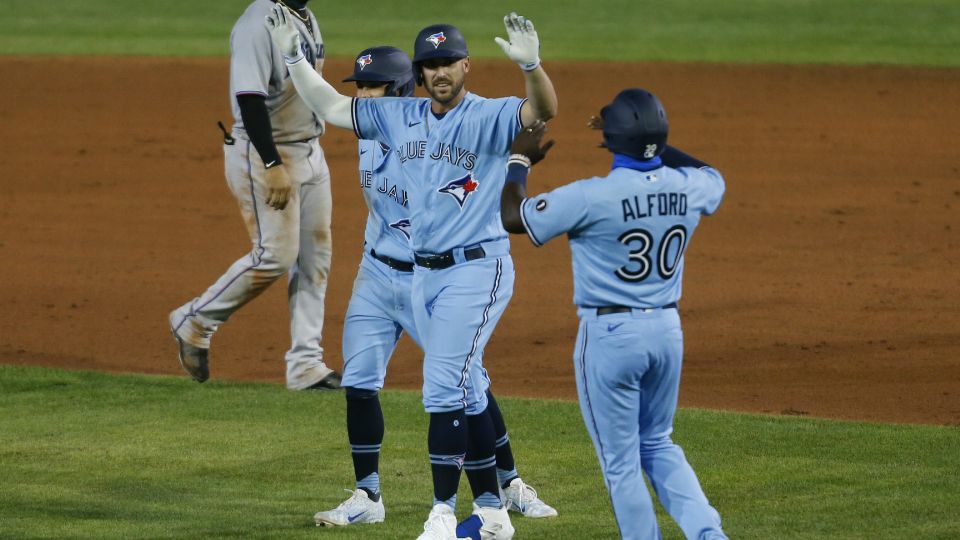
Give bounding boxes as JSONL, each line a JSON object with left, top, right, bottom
{"left": 389, "top": 218, "right": 411, "bottom": 240}
{"left": 357, "top": 54, "right": 373, "bottom": 71}
{"left": 438, "top": 173, "right": 479, "bottom": 209}
{"left": 426, "top": 32, "right": 447, "bottom": 49}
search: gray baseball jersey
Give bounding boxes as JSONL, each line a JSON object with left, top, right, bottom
{"left": 229, "top": 0, "right": 324, "bottom": 142}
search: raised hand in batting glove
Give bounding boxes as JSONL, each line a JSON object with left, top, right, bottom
{"left": 510, "top": 120, "right": 555, "bottom": 166}
{"left": 264, "top": 4, "right": 303, "bottom": 63}
{"left": 263, "top": 163, "right": 293, "bottom": 211}
{"left": 494, "top": 12, "right": 541, "bottom": 71}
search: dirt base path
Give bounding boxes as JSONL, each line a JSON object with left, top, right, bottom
{"left": 1, "top": 57, "right": 958, "bottom": 425}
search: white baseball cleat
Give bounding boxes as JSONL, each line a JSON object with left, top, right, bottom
{"left": 313, "top": 489, "right": 385, "bottom": 527}
{"left": 467, "top": 505, "right": 514, "bottom": 540}
{"left": 502, "top": 477, "right": 558, "bottom": 518}
{"left": 416, "top": 503, "right": 459, "bottom": 540}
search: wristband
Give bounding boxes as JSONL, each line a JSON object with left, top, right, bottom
{"left": 519, "top": 58, "right": 541, "bottom": 72}
{"left": 505, "top": 162, "right": 530, "bottom": 187}
{"left": 284, "top": 49, "right": 305, "bottom": 65}
{"left": 507, "top": 154, "right": 532, "bottom": 168}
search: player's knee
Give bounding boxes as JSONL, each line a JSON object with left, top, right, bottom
{"left": 345, "top": 386, "right": 379, "bottom": 400}
{"left": 256, "top": 243, "right": 299, "bottom": 272}
{"left": 640, "top": 435, "right": 677, "bottom": 455}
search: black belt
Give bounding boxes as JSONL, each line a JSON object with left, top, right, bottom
{"left": 370, "top": 250, "right": 414, "bottom": 273}
{"left": 414, "top": 246, "right": 486, "bottom": 270}
{"left": 276, "top": 136, "right": 318, "bottom": 145}
{"left": 595, "top": 302, "right": 678, "bottom": 315}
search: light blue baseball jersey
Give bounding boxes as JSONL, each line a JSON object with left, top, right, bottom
{"left": 520, "top": 163, "right": 725, "bottom": 307}
{"left": 352, "top": 93, "right": 526, "bottom": 253}
{"left": 358, "top": 138, "right": 413, "bottom": 262}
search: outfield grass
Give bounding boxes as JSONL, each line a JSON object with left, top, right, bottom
{"left": 1, "top": 365, "right": 959, "bottom": 539}
{"left": 0, "top": 0, "right": 957, "bottom": 66}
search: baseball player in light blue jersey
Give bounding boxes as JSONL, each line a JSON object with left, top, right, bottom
{"left": 312, "top": 46, "right": 556, "bottom": 531}
{"left": 169, "top": 0, "right": 340, "bottom": 391}
{"left": 500, "top": 90, "right": 728, "bottom": 540}
{"left": 263, "top": 7, "right": 557, "bottom": 539}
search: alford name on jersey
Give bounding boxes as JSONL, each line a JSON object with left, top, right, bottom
{"left": 621, "top": 192, "right": 688, "bottom": 222}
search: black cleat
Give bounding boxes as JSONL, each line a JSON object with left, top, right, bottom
{"left": 305, "top": 371, "right": 342, "bottom": 391}
{"left": 171, "top": 330, "right": 209, "bottom": 383}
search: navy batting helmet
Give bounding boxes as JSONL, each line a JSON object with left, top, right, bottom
{"left": 601, "top": 88, "right": 669, "bottom": 160}
{"left": 342, "top": 46, "right": 415, "bottom": 97}
{"left": 413, "top": 24, "right": 469, "bottom": 63}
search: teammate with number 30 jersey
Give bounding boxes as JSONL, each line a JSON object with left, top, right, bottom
{"left": 501, "top": 89, "right": 729, "bottom": 540}
{"left": 520, "top": 151, "right": 723, "bottom": 308}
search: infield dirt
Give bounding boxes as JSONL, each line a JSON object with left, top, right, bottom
{"left": 1, "top": 57, "right": 958, "bottom": 425}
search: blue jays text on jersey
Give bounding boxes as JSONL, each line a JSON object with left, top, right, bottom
{"left": 397, "top": 140, "right": 478, "bottom": 171}
{"left": 352, "top": 93, "right": 525, "bottom": 254}
{"left": 359, "top": 169, "right": 409, "bottom": 208}
{"left": 357, "top": 138, "right": 415, "bottom": 262}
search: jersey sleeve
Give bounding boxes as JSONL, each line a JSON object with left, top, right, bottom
{"left": 229, "top": 19, "right": 274, "bottom": 96}
{"left": 519, "top": 181, "right": 591, "bottom": 247}
{"left": 685, "top": 167, "right": 726, "bottom": 216}
{"left": 352, "top": 97, "right": 399, "bottom": 142}
{"left": 488, "top": 96, "right": 527, "bottom": 154}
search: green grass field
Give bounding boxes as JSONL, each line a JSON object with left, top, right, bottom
{"left": 0, "top": 0, "right": 958, "bottom": 65}
{"left": 2, "top": 365, "right": 959, "bottom": 539}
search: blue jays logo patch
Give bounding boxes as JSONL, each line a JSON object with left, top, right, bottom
{"left": 389, "top": 218, "right": 411, "bottom": 240}
{"left": 438, "top": 173, "right": 479, "bottom": 209}
{"left": 356, "top": 54, "right": 373, "bottom": 70}
{"left": 441, "top": 454, "right": 465, "bottom": 470}
{"left": 426, "top": 32, "right": 447, "bottom": 49}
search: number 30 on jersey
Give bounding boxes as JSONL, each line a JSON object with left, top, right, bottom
{"left": 615, "top": 226, "right": 688, "bottom": 282}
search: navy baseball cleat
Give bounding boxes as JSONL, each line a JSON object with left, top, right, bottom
{"left": 305, "top": 370, "right": 342, "bottom": 390}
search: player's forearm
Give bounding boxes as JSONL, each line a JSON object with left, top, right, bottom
{"left": 501, "top": 162, "right": 530, "bottom": 234}
{"left": 661, "top": 145, "right": 711, "bottom": 169}
{"left": 522, "top": 67, "right": 558, "bottom": 123}
{"left": 236, "top": 93, "right": 282, "bottom": 167}
{"left": 285, "top": 57, "right": 353, "bottom": 129}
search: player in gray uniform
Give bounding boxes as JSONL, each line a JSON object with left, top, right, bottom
{"left": 169, "top": 0, "right": 340, "bottom": 391}
{"left": 500, "top": 91, "right": 728, "bottom": 540}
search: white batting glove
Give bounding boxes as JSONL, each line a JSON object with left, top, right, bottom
{"left": 494, "top": 12, "right": 541, "bottom": 71}
{"left": 264, "top": 4, "right": 303, "bottom": 64}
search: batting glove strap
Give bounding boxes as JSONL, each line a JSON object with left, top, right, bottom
{"left": 284, "top": 50, "right": 305, "bottom": 65}
{"left": 519, "top": 58, "right": 542, "bottom": 72}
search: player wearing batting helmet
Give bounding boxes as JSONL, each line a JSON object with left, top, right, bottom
{"left": 264, "top": 7, "right": 558, "bottom": 538}
{"left": 342, "top": 45, "right": 416, "bottom": 98}
{"left": 312, "top": 45, "right": 556, "bottom": 530}
{"left": 499, "top": 89, "right": 730, "bottom": 540}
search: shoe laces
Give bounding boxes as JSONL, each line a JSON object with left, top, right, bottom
{"left": 337, "top": 488, "right": 366, "bottom": 511}
{"left": 512, "top": 479, "right": 538, "bottom": 510}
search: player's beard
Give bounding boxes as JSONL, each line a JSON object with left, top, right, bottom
{"left": 426, "top": 75, "right": 465, "bottom": 106}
